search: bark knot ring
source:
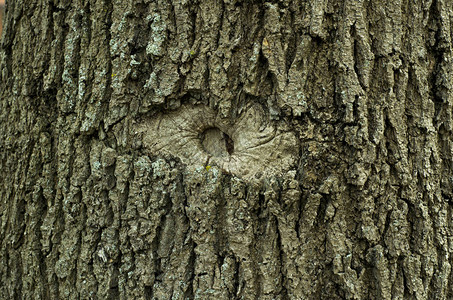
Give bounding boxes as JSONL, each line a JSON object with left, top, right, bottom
{"left": 136, "top": 103, "right": 298, "bottom": 178}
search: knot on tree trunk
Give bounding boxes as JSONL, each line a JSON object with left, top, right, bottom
{"left": 136, "top": 103, "right": 299, "bottom": 179}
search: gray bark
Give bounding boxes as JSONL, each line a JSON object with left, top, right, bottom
{"left": 1, "top": 0, "right": 453, "bottom": 299}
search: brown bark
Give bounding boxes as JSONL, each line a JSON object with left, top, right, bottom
{"left": 1, "top": 0, "right": 453, "bottom": 299}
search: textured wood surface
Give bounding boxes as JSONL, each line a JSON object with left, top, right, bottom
{"left": 1, "top": 0, "right": 453, "bottom": 299}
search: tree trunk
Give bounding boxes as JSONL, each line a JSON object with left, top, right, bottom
{"left": 0, "top": 3, "right": 4, "bottom": 35}
{"left": 1, "top": 0, "right": 453, "bottom": 299}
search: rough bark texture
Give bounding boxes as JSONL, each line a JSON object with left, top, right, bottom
{"left": 0, "top": 5, "right": 4, "bottom": 35}
{"left": 1, "top": 0, "right": 453, "bottom": 299}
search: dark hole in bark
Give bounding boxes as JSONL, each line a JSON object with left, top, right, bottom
{"left": 200, "top": 127, "right": 234, "bottom": 157}
{"left": 224, "top": 132, "right": 234, "bottom": 155}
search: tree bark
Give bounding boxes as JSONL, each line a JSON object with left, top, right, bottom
{"left": 1, "top": 0, "right": 453, "bottom": 299}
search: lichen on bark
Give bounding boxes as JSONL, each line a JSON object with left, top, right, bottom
{"left": 1, "top": 0, "right": 453, "bottom": 299}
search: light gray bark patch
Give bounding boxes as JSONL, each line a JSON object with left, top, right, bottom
{"left": 199, "top": 127, "right": 233, "bottom": 158}
{"left": 136, "top": 103, "right": 299, "bottom": 179}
